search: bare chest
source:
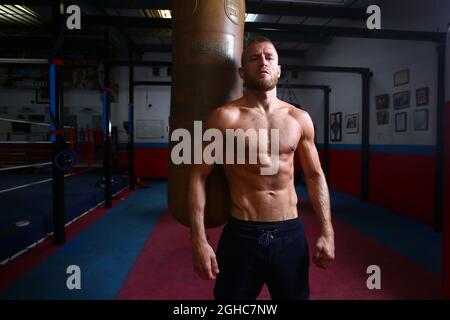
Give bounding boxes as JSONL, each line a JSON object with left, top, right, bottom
{"left": 226, "top": 111, "right": 301, "bottom": 155}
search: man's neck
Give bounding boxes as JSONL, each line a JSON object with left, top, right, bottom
{"left": 245, "top": 88, "right": 278, "bottom": 113}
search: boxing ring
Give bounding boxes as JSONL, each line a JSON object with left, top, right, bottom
{"left": 0, "top": 116, "right": 129, "bottom": 263}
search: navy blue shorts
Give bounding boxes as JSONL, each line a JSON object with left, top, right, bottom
{"left": 214, "top": 216, "right": 310, "bottom": 300}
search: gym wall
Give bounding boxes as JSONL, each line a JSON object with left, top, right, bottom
{"left": 294, "top": 1, "right": 449, "bottom": 226}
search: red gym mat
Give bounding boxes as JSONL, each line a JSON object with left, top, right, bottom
{"left": 118, "top": 205, "right": 441, "bottom": 300}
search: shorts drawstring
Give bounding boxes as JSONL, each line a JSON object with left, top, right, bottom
{"left": 258, "top": 229, "right": 278, "bottom": 247}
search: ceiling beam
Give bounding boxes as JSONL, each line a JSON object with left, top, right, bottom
{"left": 71, "top": 0, "right": 135, "bottom": 52}
{"left": 134, "top": 43, "right": 307, "bottom": 58}
{"left": 247, "top": 2, "right": 366, "bottom": 20}
{"left": 0, "top": 35, "right": 105, "bottom": 51}
{"left": 247, "top": 22, "right": 446, "bottom": 43}
{"left": 84, "top": 16, "right": 446, "bottom": 43}
{"left": 84, "top": 15, "right": 171, "bottom": 28}
{"left": 93, "top": 0, "right": 366, "bottom": 20}
{"left": 3, "top": 15, "right": 445, "bottom": 44}
{"left": 96, "top": 0, "right": 169, "bottom": 10}
{"left": 249, "top": 30, "right": 330, "bottom": 44}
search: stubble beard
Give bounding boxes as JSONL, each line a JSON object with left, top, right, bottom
{"left": 245, "top": 73, "right": 279, "bottom": 91}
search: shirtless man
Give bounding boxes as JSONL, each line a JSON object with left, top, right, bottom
{"left": 188, "top": 36, "right": 335, "bottom": 300}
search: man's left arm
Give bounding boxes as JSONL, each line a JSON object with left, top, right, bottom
{"left": 296, "top": 111, "right": 335, "bottom": 269}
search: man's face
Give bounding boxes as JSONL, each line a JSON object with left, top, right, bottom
{"left": 240, "top": 41, "right": 281, "bottom": 91}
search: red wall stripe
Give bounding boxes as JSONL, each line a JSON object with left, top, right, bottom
{"left": 328, "top": 149, "right": 361, "bottom": 198}
{"left": 325, "top": 147, "right": 436, "bottom": 226}
{"left": 134, "top": 148, "right": 169, "bottom": 178}
{"left": 369, "top": 153, "right": 436, "bottom": 225}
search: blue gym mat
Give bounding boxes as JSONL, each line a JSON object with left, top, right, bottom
{"left": 0, "top": 168, "right": 129, "bottom": 261}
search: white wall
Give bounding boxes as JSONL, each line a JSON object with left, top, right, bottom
{"left": 296, "top": 0, "right": 450, "bottom": 145}
{"left": 0, "top": 64, "right": 172, "bottom": 145}
{"left": 113, "top": 65, "right": 171, "bottom": 144}
{"left": 299, "top": 38, "right": 438, "bottom": 146}
{"left": 0, "top": 87, "right": 102, "bottom": 141}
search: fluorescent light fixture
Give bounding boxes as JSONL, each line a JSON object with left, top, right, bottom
{"left": 159, "top": 10, "right": 172, "bottom": 19}
{"left": 145, "top": 9, "right": 172, "bottom": 19}
{"left": 0, "top": 4, "right": 42, "bottom": 26}
{"left": 245, "top": 13, "right": 258, "bottom": 22}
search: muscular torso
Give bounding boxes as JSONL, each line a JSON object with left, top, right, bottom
{"left": 215, "top": 98, "right": 304, "bottom": 222}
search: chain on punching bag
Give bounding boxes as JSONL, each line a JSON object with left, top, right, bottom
{"left": 169, "top": 0, "right": 245, "bottom": 227}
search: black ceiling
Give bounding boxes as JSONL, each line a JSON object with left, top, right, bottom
{"left": 0, "top": 0, "right": 445, "bottom": 60}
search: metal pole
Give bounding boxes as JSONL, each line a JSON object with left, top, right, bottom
{"left": 129, "top": 48, "right": 135, "bottom": 190}
{"left": 361, "top": 71, "right": 371, "bottom": 202}
{"left": 51, "top": 0, "right": 65, "bottom": 244}
{"left": 435, "top": 43, "right": 446, "bottom": 231}
{"left": 103, "top": 29, "right": 112, "bottom": 208}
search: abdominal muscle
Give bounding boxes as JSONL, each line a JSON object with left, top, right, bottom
{"left": 223, "top": 156, "right": 299, "bottom": 222}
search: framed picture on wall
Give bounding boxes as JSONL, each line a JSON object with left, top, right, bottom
{"left": 414, "top": 109, "right": 429, "bottom": 131}
{"left": 393, "top": 91, "right": 410, "bottom": 109}
{"left": 330, "top": 112, "right": 342, "bottom": 142}
{"left": 416, "top": 87, "right": 429, "bottom": 106}
{"left": 395, "top": 112, "right": 407, "bottom": 132}
{"left": 345, "top": 113, "right": 359, "bottom": 134}
{"left": 394, "top": 69, "right": 409, "bottom": 86}
{"left": 376, "top": 111, "right": 389, "bottom": 125}
{"left": 375, "top": 94, "right": 389, "bottom": 110}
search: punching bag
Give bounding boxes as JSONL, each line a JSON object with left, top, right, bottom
{"left": 169, "top": 0, "right": 245, "bottom": 227}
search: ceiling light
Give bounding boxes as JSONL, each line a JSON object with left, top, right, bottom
{"left": 145, "top": 9, "right": 172, "bottom": 19}
{"left": 0, "top": 4, "right": 42, "bottom": 25}
{"left": 245, "top": 14, "right": 258, "bottom": 22}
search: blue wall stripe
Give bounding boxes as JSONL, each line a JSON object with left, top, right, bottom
{"left": 316, "top": 144, "right": 362, "bottom": 151}
{"left": 369, "top": 144, "right": 436, "bottom": 155}
{"left": 316, "top": 144, "right": 436, "bottom": 155}
{"left": 329, "top": 144, "right": 362, "bottom": 151}
{"left": 135, "top": 143, "right": 169, "bottom": 148}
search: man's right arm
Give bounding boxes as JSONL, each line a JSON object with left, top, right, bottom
{"left": 188, "top": 159, "right": 218, "bottom": 280}
{"left": 188, "top": 107, "right": 230, "bottom": 280}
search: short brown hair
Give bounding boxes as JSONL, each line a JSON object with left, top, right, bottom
{"left": 241, "top": 36, "right": 276, "bottom": 67}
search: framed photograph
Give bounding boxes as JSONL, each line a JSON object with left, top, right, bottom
{"left": 345, "top": 113, "right": 359, "bottom": 134}
{"left": 393, "top": 91, "right": 410, "bottom": 109}
{"left": 394, "top": 69, "right": 409, "bottom": 86}
{"left": 414, "top": 109, "right": 429, "bottom": 131}
{"left": 33, "top": 87, "right": 49, "bottom": 104}
{"left": 416, "top": 87, "right": 429, "bottom": 106}
{"left": 330, "top": 112, "right": 342, "bottom": 141}
{"left": 376, "top": 111, "right": 389, "bottom": 125}
{"left": 375, "top": 94, "right": 389, "bottom": 110}
{"left": 395, "top": 112, "right": 407, "bottom": 132}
